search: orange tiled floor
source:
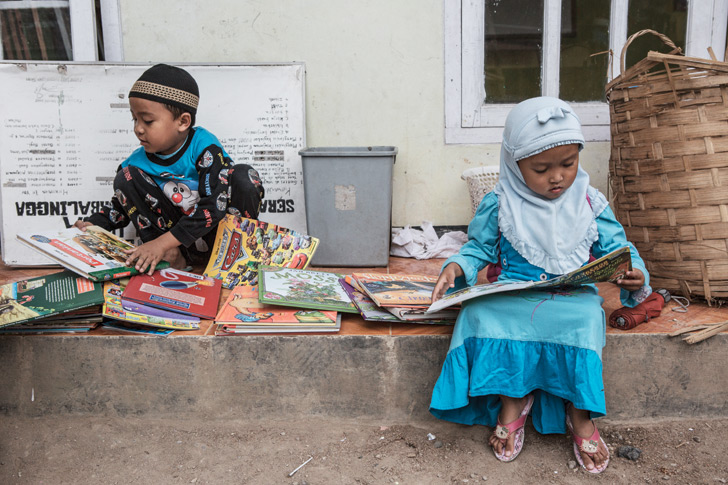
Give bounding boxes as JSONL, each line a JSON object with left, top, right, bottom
{"left": 1, "top": 257, "right": 726, "bottom": 337}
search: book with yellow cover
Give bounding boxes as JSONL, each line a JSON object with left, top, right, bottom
{"left": 204, "top": 215, "right": 319, "bottom": 289}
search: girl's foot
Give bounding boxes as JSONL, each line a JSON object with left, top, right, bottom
{"left": 488, "top": 394, "right": 533, "bottom": 461}
{"left": 567, "top": 405, "right": 610, "bottom": 473}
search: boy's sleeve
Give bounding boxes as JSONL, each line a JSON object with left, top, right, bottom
{"left": 442, "top": 192, "right": 500, "bottom": 287}
{"left": 592, "top": 204, "right": 651, "bottom": 307}
{"left": 84, "top": 167, "right": 130, "bottom": 231}
{"left": 169, "top": 143, "right": 237, "bottom": 247}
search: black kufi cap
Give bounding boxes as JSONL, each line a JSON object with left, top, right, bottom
{"left": 128, "top": 64, "right": 199, "bottom": 114}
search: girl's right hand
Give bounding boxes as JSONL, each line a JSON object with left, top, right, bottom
{"left": 432, "top": 263, "right": 464, "bottom": 302}
{"left": 73, "top": 220, "right": 93, "bottom": 231}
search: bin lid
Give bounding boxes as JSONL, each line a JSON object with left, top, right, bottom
{"left": 299, "top": 146, "right": 398, "bottom": 158}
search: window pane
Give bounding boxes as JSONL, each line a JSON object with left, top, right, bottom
{"left": 484, "top": 0, "right": 543, "bottom": 104}
{"left": 559, "top": 0, "right": 610, "bottom": 102}
{"left": 625, "top": 0, "right": 687, "bottom": 70}
{"left": 0, "top": 5, "right": 72, "bottom": 60}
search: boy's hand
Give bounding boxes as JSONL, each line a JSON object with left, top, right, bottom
{"left": 432, "top": 263, "right": 464, "bottom": 302}
{"left": 616, "top": 269, "right": 645, "bottom": 292}
{"left": 73, "top": 220, "right": 93, "bottom": 231}
{"left": 124, "top": 232, "right": 183, "bottom": 275}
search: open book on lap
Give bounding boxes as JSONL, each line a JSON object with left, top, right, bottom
{"left": 427, "top": 247, "right": 631, "bottom": 313}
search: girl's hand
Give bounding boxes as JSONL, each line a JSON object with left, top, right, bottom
{"left": 432, "top": 263, "right": 464, "bottom": 302}
{"left": 73, "top": 220, "right": 93, "bottom": 231}
{"left": 616, "top": 269, "right": 645, "bottom": 292}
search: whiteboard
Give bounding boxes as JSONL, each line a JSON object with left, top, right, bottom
{"left": 0, "top": 62, "right": 306, "bottom": 266}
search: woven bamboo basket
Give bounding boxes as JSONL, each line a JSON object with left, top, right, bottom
{"left": 606, "top": 29, "right": 728, "bottom": 302}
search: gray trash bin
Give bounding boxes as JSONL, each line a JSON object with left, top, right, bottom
{"left": 300, "top": 146, "right": 397, "bottom": 267}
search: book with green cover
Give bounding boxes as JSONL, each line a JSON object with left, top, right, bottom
{"left": 0, "top": 270, "right": 104, "bottom": 329}
{"left": 16, "top": 225, "right": 169, "bottom": 282}
{"left": 258, "top": 266, "right": 358, "bottom": 313}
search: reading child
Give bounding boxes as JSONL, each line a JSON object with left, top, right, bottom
{"left": 75, "top": 64, "right": 264, "bottom": 273}
{"left": 430, "top": 97, "right": 650, "bottom": 474}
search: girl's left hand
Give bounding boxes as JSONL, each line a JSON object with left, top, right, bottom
{"left": 616, "top": 269, "right": 645, "bottom": 292}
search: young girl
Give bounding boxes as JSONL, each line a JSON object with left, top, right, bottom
{"left": 430, "top": 97, "right": 650, "bottom": 474}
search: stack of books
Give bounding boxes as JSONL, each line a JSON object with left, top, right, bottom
{"left": 102, "top": 268, "right": 223, "bottom": 334}
{"left": 0, "top": 270, "right": 104, "bottom": 334}
{"left": 342, "top": 273, "right": 458, "bottom": 324}
{"left": 214, "top": 266, "right": 356, "bottom": 335}
{"left": 13, "top": 224, "right": 228, "bottom": 335}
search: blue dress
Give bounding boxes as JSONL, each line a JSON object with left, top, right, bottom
{"left": 429, "top": 191, "right": 650, "bottom": 434}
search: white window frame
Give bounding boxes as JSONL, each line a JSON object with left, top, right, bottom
{"left": 445, "top": 0, "right": 728, "bottom": 144}
{"left": 0, "top": 0, "right": 122, "bottom": 62}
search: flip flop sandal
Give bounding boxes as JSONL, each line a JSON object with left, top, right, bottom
{"left": 491, "top": 394, "right": 534, "bottom": 462}
{"left": 566, "top": 413, "right": 610, "bottom": 474}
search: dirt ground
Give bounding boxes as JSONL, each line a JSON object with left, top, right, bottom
{"left": 0, "top": 415, "right": 726, "bottom": 484}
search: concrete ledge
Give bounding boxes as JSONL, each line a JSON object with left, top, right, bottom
{"left": 1, "top": 333, "right": 727, "bottom": 421}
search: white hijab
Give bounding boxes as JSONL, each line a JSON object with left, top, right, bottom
{"left": 494, "top": 97, "right": 601, "bottom": 275}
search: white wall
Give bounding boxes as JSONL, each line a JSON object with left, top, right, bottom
{"left": 119, "top": 0, "right": 611, "bottom": 227}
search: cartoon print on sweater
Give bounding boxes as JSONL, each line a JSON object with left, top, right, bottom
{"left": 161, "top": 179, "right": 200, "bottom": 215}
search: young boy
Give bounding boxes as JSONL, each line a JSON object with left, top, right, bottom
{"left": 75, "top": 64, "right": 265, "bottom": 273}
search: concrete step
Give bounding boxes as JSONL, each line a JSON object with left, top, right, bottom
{"left": 2, "top": 259, "right": 727, "bottom": 423}
{"left": 1, "top": 330, "right": 727, "bottom": 422}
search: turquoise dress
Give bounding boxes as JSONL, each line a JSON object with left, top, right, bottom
{"left": 429, "top": 191, "right": 650, "bottom": 434}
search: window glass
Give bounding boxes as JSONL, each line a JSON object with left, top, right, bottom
{"left": 625, "top": 0, "right": 687, "bottom": 69}
{"left": 559, "top": 0, "right": 611, "bottom": 102}
{"left": 484, "top": 0, "right": 544, "bottom": 104}
{"left": 0, "top": 2, "right": 73, "bottom": 60}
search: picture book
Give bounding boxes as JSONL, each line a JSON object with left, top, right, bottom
{"left": 258, "top": 266, "right": 358, "bottom": 313}
{"left": 339, "top": 278, "right": 400, "bottom": 322}
{"left": 350, "top": 273, "right": 439, "bottom": 308}
{"left": 384, "top": 306, "right": 457, "bottom": 324}
{"left": 216, "top": 285, "right": 339, "bottom": 327}
{"left": 0, "top": 270, "right": 103, "bottom": 329}
{"left": 102, "top": 280, "right": 200, "bottom": 331}
{"left": 203, "top": 214, "right": 319, "bottom": 289}
{"left": 121, "top": 268, "right": 222, "bottom": 320}
{"left": 0, "top": 322, "right": 97, "bottom": 334}
{"left": 100, "top": 321, "right": 174, "bottom": 336}
{"left": 427, "top": 246, "right": 633, "bottom": 313}
{"left": 16, "top": 225, "right": 169, "bottom": 281}
{"left": 215, "top": 314, "right": 342, "bottom": 335}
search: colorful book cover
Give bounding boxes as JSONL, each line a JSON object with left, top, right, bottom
{"left": 216, "top": 285, "right": 339, "bottom": 327}
{"left": 350, "top": 273, "right": 439, "bottom": 308}
{"left": 428, "top": 247, "right": 633, "bottom": 313}
{"left": 121, "top": 269, "right": 221, "bottom": 320}
{"left": 0, "top": 270, "right": 103, "bottom": 329}
{"left": 258, "top": 266, "right": 358, "bottom": 313}
{"left": 102, "top": 280, "right": 200, "bottom": 330}
{"left": 121, "top": 268, "right": 222, "bottom": 320}
{"left": 16, "top": 225, "right": 169, "bottom": 281}
{"left": 203, "top": 214, "right": 319, "bottom": 289}
{"left": 339, "top": 278, "right": 400, "bottom": 322}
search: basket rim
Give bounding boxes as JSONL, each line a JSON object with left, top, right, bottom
{"left": 461, "top": 165, "right": 500, "bottom": 180}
